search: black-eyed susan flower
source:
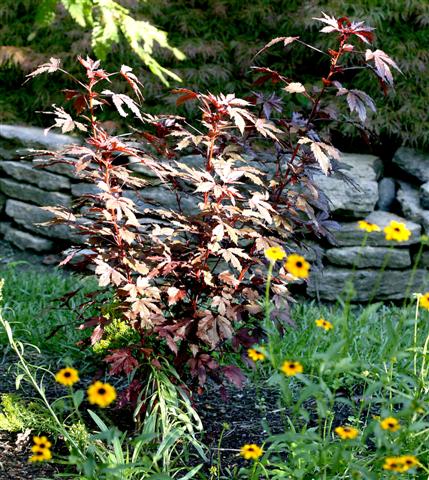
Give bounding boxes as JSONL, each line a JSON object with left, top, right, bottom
{"left": 32, "top": 436, "right": 52, "bottom": 450}
{"left": 264, "top": 246, "right": 286, "bottom": 262}
{"left": 384, "top": 220, "right": 411, "bottom": 242}
{"left": 55, "top": 367, "right": 79, "bottom": 387}
{"left": 399, "top": 455, "right": 419, "bottom": 470}
{"left": 87, "top": 381, "right": 116, "bottom": 408}
{"left": 239, "top": 443, "right": 263, "bottom": 460}
{"left": 380, "top": 417, "right": 400, "bottom": 432}
{"left": 419, "top": 292, "right": 429, "bottom": 310}
{"left": 29, "top": 446, "right": 52, "bottom": 463}
{"left": 383, "top": 457, "right": 407, "bottom": 472}
{"left": 248, "top": 348, "right": 265, "bottom": 362}
{"left": 358, "top": 220, "right": 381, "bottom": 233}
{"left": 284, "top": 254, "right": 310, "bottom": 279}
{"left": 334, "top": 426, "right": 359, "bottom": 440}
{"left": 280, "top": 360, "right": 303, "bottom": 376}
{"left": 315, "top": 318, "right": 333, "bottom": 331}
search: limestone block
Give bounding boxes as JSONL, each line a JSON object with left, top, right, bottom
{"left": 312, "top": 153, "right": 382, "bottom": 218}
{"left": 325, "top": 246, "right": 411, "bottom": 269}
{"left": 0, "top": 178, "right": 72, "bottom": 207}
{"left": 5, "top": 199, "right": 84, "bottom": 242}
{"left": 397, "top": 181, "right": 429, "bottom": 233}
{"left": 2, "top": 224, "right": 53, "bottom": 252}
{"left": 32, "top": 157, "right": 77, "bottom": 178}
{"left": 307, "top": 267, "right": 429, "bottom": 301}
{"left": 392, "top": 147, "right": 429, "bottom": 183}
{"left": 420, "top": 182, "right": 429, "bottom": 209}
{"left": 377, "top": 177, "right": 396, "bottom": 211}
{"left": 0, "top": 124, "right": 80, "bottom": 150}
{"left": 0, "top": 160, "right": 70, "bottom": 191}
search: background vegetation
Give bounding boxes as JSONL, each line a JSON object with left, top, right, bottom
{"left": 0, "top": 0, "right": 428, "bottom": 149}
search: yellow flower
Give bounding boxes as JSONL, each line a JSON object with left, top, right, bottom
{"left": 239, "top": 444, "right": 263, "bottom": 460}
{"left": 383, "top": 457, "right": 407, "bottom": 472}
{"left": 358, "top": 220, "right": 381, "bottom": 233}
{"left": 419, "top": 292, "right": 429, "bottom": 310}
{"left": 248, "top": 348, "right": 265, "bottom": 362}
{"left": 29, "top": 446, "right": 52, "bottom": 463}
{"left": 87, "top": 381, "right": 116, "bottom": 408}
{"left": 315, "top": 318, "right": 333, "bottom": 331}
{"left": 334, "top": 426, "right": 359, "bottom": 440}
{"left": 284, "top": 254, "right": 310, "bottom": 279}
{"left": 384, "top": 220, "right": 411, "bottom": 242}
{"left": 399, "top": 455, "right": 419, "bottom": 470}
{"left": 264, "top": 246, "right": 286, "bottom": 262}
{"left": 32, "top": 436, "right": 52, "bottom": 450}
{"left": 281, "top": 360, "right": 303, "bottom": 376}
{"left": 380, "top": 417, "right": 400, "bottom": 432}
{"left": 55, "top": 367, "right": 79, "bottom": 387}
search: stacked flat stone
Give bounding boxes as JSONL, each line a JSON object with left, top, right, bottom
{"left": 0, "top": 124, "right": 428, "bottom": 301}
{"left": 306, "top": 146, "right": 429, "bottom": 301}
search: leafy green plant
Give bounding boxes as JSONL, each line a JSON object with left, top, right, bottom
{"left": 33, "top": 0, "right": 184, "bottom": 84}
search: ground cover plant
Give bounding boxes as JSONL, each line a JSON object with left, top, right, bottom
{"left": 2, "top": 10, "right": 429, "bottom": 480}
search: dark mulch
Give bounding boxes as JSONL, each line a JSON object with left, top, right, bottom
{"left": 195, "top": 381, "right": 285, "bottom": 471}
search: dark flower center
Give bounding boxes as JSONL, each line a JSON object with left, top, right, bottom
{"left": 394, "top": 227, "right": 400, "bottom": 232}
{"left": 98, "top": 387, "right": 107, "bottom": 395}
{"left": 64, "top": 371, "right": 71, "bottom": 377}
{"left": 295, "top": 261, "right": 303, "bottom": 268}
{"left": 404, "top": 459, "right": 413, "bottom": 465}
{"left": 388, "top": 422, "right": 395, "bottom": 428}
{"left": 39, "top": 443, "right": 45, "bottom": 448}
{"left": 36, "top": 451, "right": 43, "bottom": 456}
{"left": 247, "top": 447, "right": 255, "bottom": 452}
{"left": 289, "top": 363, "right": 296, "bottom": 369}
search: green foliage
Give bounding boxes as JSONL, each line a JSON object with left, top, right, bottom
{"left": 0, "top": 393, "right": 58, "bottom": 433}
{"left": 92, "top": 319, "right": 140, "bottom": 355}
{"left": 0, "top": 265, "right": 97, "bottom": 355}
{"left": 34, "top": 0, "right": 183, "bottom": 84}
{"left": 2, "top": 1, "right": 427, "bottom": 147}
{"left": 0, "top": 0, "right": 429, "bottom": 148}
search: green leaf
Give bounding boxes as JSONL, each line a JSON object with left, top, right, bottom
{"left": 72, "top": 389, "right": 84, "bottom": 408}
{"left": 35, "top": 0, "right": 58, "bottom": 26}
{"left": 61, "top": 0, "right": 93, "bottom": 27}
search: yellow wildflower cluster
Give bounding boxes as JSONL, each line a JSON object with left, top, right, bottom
{"left": 358, "top": 220, "right": 381, "bottom": 233}
{"left": 87, "top": 381, "right": 117, "bottom": 408}
{"left": 383, "top": 455, "right": 419, "bottom": 472}
{"left": 358, "top": 219, "right": 412, "bottom": 242}
{"left": 419, "top": 292, "right": 429, "bottom": 310}
{"left": 248, "top": 348, "right": 265, "bottom": 362}
{"left": 281, "top": 360, "right": 303, "bottom": 376}
{"left": 264, "top": 248, "right": 310, "bottom": 279}
{"left": 335, "top": 426, "right": 359, "bottom": 440}
{"left": 384, "top": 220, "right": 411, "bottom": 242}
{"left": 240, "top": 443, "right": 263, "bottom": 460}
{"left": 380, "top": 416, "right": 400, "bottom": 432}
{"left": 315, "top": 318, "right": 333, "bottom": 331}
{"left": 55, "top": 367, "right": 79, "bottom": 387}
{"left": 55, "top": 368, "right": 116, "bottom": 408}
{"left": 29, "top": 436, "right": 52, "bottom": 463}
{"left": 264, "top": 246, "right": 286, "bottom": 262}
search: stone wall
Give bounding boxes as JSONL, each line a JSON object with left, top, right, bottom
{"left": 0, "top": 124, "right": 428, "bottom": 301}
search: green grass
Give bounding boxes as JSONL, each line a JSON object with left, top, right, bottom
{"left": 0, "top": 264, "right": 97, "bottom": 358}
